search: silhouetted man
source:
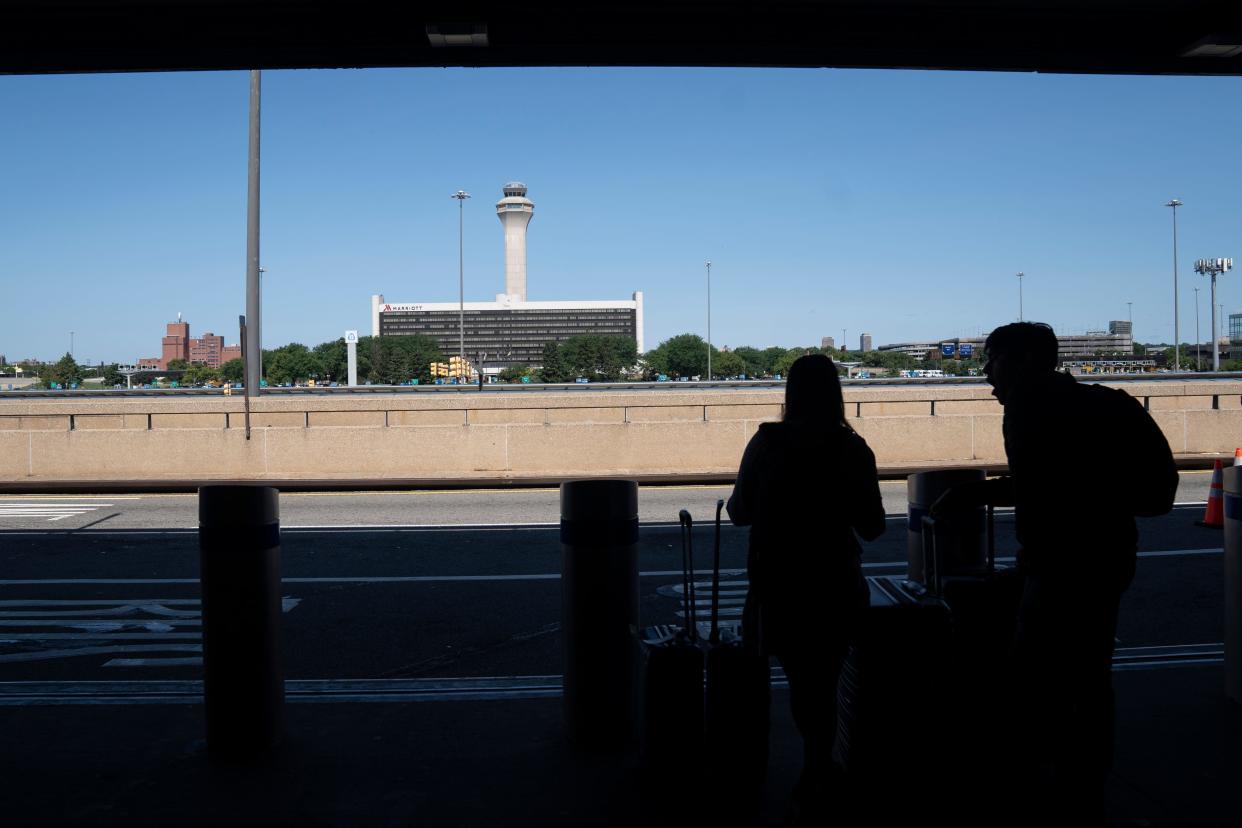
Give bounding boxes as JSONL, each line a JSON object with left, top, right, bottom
{"left": 934, "top": 322, "right": 1176, "bottom": 823}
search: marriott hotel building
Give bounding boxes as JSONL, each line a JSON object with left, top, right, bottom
{"left": 371, "top": 293, "right": 644, "bottom": 372}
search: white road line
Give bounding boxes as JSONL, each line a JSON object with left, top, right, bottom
{"left": 104, "top": 658, "right": 203, "bottom": 668}
{"left": 0, "top": 599, "right": 200, "bottom": 606}
{"left": 0, "top": 644, "right": 202, "bottom": 663}
{"left": 0, "top": 620, "right": 202, "bottom": 628}
{"left": 0, "top": 640, "right": 203, "bottom": 645}
{"left": 0, "top": 548, "right": 1220, "bottom": 588}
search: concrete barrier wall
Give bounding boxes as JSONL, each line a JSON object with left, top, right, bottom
{"left": 1, "top": 382, "right": 1240, "bottom": 483}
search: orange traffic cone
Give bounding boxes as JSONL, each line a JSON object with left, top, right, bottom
{"left": 1198, "top": 460, "right": 1225, "bottom": 528}
{"left": 1234, "top": 448, "right": 1242, "bottom": 466}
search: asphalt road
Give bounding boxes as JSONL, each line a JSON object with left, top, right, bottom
{"left": 0, "top": 473, "right": 1213, "bottom": 530}
{"left": 0, "top": 474, "right": 1224, "bottom": 687}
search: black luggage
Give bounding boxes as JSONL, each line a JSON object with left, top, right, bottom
{"left": 638, "top": 508, "right": 704, "bottom": 774}
{"left": 928, "top": 507, "right": 1025, "bottom": 668}
{"left": 703, "top": 499, "right": 771, "bottom": 785}
{"left": 834, "top": 572, "right": 954, "bottom": 782}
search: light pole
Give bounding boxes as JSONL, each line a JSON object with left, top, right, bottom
{"left": 1194, "top": 287, "right": 1201, "bottom": 371}
{"left": 1194, "top": 257, "right": 1233, "bottom": 372}
{"left": 1165, "top": 199, "right": 1183, "bottom": 371}
{"left": 257, "top": 266, "right": 267, "bottom": 380}
{"left": 69, "top": 331, "right": 74, "bottom": 357}
{"left": 1016, "top": 272, "right": 1024, "bottom": 321}
{"left": 452, "top": 191, "right": 471, "bottom": 365}
{"left": 1127, "top": 301, "right": 1132, "bottom": 325}
{"left": 243, "top": 70, "right": 262, "bottom": 394}
{"left": 705, "top": 260, "right": 712, "bottom": 380}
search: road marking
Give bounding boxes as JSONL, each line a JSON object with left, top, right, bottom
{"left": 0, "top": 598, "right": 300, "bottom": 667}
{"left": 0, "top": 502, "right": 112, "bottom": 523}
{"left": 0, "top": 549, "right": 1218, "bottom": 587}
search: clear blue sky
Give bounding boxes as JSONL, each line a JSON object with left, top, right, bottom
{"left": 1, "top": 67, "right": 1239, "bottom": 364}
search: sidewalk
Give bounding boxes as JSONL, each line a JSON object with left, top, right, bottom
{"left": 0, "top": 666, "right": 1235, "bottom": 827}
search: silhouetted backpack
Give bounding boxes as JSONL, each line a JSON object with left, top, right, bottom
{"left": 1079, "top": 383, "right": 1178, "bottom": 517}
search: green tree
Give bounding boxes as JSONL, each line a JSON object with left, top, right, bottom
{"left": 44, "top": 352, "right": 83, "bottom": 388}
{"left": 166, "top": 359, "right": 190, "bottom": 370}
{"left": 101, "top": 363, "right": 123, "bottom": 387}
{"left": 220, "top": 358, "right": 245, "bottom": 384}
{"left": 773, "top": 348, "right": 811, "bottom": 378}
{"left": 182, "top": 363, "right": 222, "bottom": 386}
{"left": 538, "top": 341, "right": 570, "bottom": 383}
{"left": 761, "top": 347, "right": 788, "bottom": 376}
{"left": 313, "top": 338, "right": 348, "bottom": 381}
{"left": 263, "top": 343, "right": 321, "bottom": 385}
{"left": 644, "top": 333, "right": 716, "bottom": 379}
{"left": 731, "top": 346, "right": 766, "bottom": 377}
{"left": 712, "top": 350, "right": 747, "bottom": 378}
{"left": 499, "top": 363, "right": 532, "bottom": 382}
{"left": 559, "top": 335, "right": 639, "bottom": 381}
{"left": 359, "top": 335, "right": 444, "bottom": 384}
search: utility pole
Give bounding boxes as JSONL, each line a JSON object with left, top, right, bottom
{"left": 1194, "top": 257, "right": 1233, "bottom": 372}
{"left": 244, "top": 70, "right": 262, "bottom": 394}
{"left": 1165, "top": 199, "right": 1183, "bottom": 371}
{"left": 1194, "top": 287, "right": 1201, "bottom": 371}
{"left": 705, "top": 260, "right": 712, "bottom": 381}
{"left": 452, "top": 191, "right": 471, "bottom": 365}
{"left": 1017, "top": 272, "right": 1024, "bottom": 321}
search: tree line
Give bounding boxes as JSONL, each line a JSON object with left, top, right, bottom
{"left": 15, "top": 336, "right": 1227, "bottom": 389}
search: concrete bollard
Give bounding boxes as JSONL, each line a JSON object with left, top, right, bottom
{"left": 1223, "top": 468, "right": 1242, "bottom": 703}
{"left": 560, "top": 479, "right": 639, "bottom": 748}
{"left": 199, "top": 485, "right": 284, "bottom": 756}
{"left": 906, "top": 469, "right": 988, "bottom": 584}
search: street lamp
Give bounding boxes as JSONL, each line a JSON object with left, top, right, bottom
{"left": 705, "top": 260, "right": 712, "bottom": 380}
{"left": 1165, "top": 199, "right": 1183, "bottom": 371}
{"left": 258, "top": 266, "right": 267, "bottom": 379}
{"left": 1193, "top": 257, "right": 1233, "bottom": 372}
{"left": 1194, "top": 286, "right": 1201, "bottom": 371}
{"left": 1016, "top": 272, "right": 1024, "bottom": 321}
{"left": 452, "top": 191, "right": 471, "bottom": 365}
{"left": 69, "top": 331, "right": 74, "bottom": 358}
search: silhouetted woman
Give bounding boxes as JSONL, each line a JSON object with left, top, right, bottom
{"left": 727, "top": 354, "right": 885, "bottom": 816}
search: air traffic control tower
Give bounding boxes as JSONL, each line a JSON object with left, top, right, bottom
{"left": 496, "top": 182, "right": 534, "bottom": 301}
{"left": 373, "top": 181, "right": 643, "bottom": 374}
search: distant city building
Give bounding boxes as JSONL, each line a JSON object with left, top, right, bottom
{"left": 143, "top": 316, "right": 241, "bottom": 369}
{"left": 376, "top": 182, "right": 643, "bottom": 373}
{"left": 821, "top": 336, "right": 835, "bottom": 350}
{"left": 1229, "top": 312, "right": 1242, "bottom": 344}
{"left": 879, "top": 322, "right": 1133, "bottom": 363}
{"left": 860, "top": 333, "right": 873, "bottom": 353}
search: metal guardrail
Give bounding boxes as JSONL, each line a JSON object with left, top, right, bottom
{"left": 3, "top": 372, "right": 1242, "bottom": 399}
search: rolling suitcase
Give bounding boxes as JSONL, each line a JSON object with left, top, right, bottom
{"left": 926, "top": 507, "right": 1024, "bottom": 665}
{"left": 834, "top": 574, "right": 954, "bottom": 783}
{"left": 703, "top": 499, "right": 771, "bottom": 786}
{"left": 638, "top": 508, "right": 704, "bottom": 774}
{"left": 923, "top": 510, "right": 1025, "bottom": 786}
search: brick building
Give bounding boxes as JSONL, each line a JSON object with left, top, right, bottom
{"left": 144, "top": 318, "right": 241, "bottom": 369}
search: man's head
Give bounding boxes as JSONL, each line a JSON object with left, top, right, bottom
{"left": 983, "top": 322, "right": 1058, "bottom": 404}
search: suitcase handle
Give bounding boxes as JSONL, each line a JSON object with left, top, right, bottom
{"left": 986, "top": 503, "right": 995, "bottom": 571}
{"left": 710, "top": 499, "right": 723, "bottom": 646}
{"left": 921, "top": 515, "right": 942, "bottom": 596}
{"left": 678, "top": 509, "right": 698, "bottom": 641}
